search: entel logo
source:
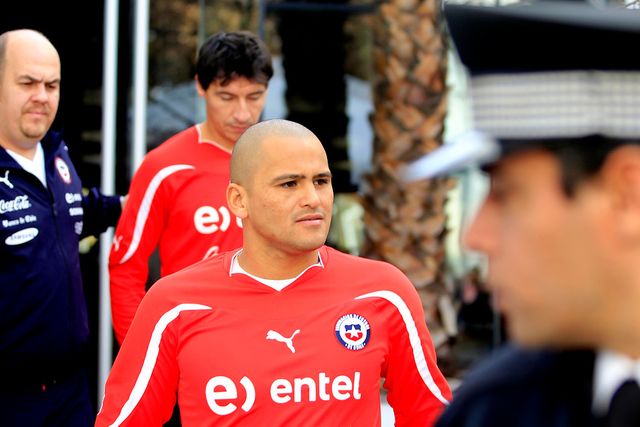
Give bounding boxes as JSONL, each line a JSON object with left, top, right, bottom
{"left": 205, "top": 371, "right": 361, "bottom": 416}
{"left": 194, "top": 206, "right": 242, "bottom": 235}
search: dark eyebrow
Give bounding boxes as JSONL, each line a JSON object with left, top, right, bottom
{"left": 271, "top": 173, "right": 303, "bottom": 185}
{"left": 216, "top": 89, "right": 265, "bottom": 96}
{"left": 315, "top": 171, "right": 332, "bottom": 180}
{"left": 18, "top": 75, "right": 60, "bottom": 85}
{"left": 270, "top": 171, "right": 332, "bottom": 185}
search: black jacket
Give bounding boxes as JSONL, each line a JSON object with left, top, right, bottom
{"left": 437, "top": 345, "right": 606, "bottom": 427}
{"left": 0, "top": 131, "right": 121, "bottom": 384}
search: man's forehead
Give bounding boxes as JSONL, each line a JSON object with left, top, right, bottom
{"left": 15, "top": 70, "right": 60, "bottom": 80}
{"left": 260, "top": 149, "right": 329, "bottom": 172}
{"left": 213, "top": 77, "right": 266, "bottom": 91}
{"left": 259, "top": 141, "right": 330, "bottom": 176}
{"left": 486, "top": 148, "right": 559, "bottom": 179}
{"left": 262, "top": 133, "right": 323, "bottom": 153}
{"left": 10, "top": 64, "right": 60, "bottom": 82}
{"left": 270, "top": 170, "right": 331, "bottom": 181}
{"left": 6, "top": 40, "right": 60, "bottom": 75}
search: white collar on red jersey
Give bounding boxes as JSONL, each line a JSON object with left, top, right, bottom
{"left": 229, "top": 249, "right": 324, "bottom": 292}
{"left": 195, "top": 124, "right": 233, "bottom": 153}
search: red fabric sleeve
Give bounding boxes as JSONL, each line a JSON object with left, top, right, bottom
{"left": 108, "top": 156, "right": 171, "bottom": 344}
{"left": 96, "top": 286, "right": 211, "bottom": 426}
{"left": 381, "top": 269, "right": 452, "bottom": 426}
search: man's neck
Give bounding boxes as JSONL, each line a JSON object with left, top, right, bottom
{"left": 0, "top": 138, "right": 38, "bottom": 160}
{"left": 198, "top": 122, "right": 234, "bottom": 152}
{"left": 597, "top": 296, "right": 640, "bottom": 358}
{"left": 602, "top": 328, "right": 640, "bottom": 359}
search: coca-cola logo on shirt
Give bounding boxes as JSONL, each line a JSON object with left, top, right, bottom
{"left": 0, "top": 195, "right": 31, "bottom": 214}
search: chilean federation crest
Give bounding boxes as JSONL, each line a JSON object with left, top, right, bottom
{"left": 335, "top": 313, "right": 370, "bottom": 351}
{"left": 55, "top": 157, "right": 72, "bottom": 184}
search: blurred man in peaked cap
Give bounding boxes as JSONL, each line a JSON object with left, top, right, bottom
{"left": 402, "top": 1, "right": 640, "bottom": 426}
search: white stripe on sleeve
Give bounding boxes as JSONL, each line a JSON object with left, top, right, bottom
{"left": 355, "top": 290, "right": 450, "bottom": 405}
{"left": 120, "top": 164, "right": 194, "bottom": 263}
{"left": 108, "top": 303, "right": 212, "bottom": 427}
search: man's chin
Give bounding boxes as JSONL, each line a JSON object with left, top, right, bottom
{"left": 291, "top": 239, "right": 327, "bottom": 254}
{"left": 17, "top": 135, "right": 44, "bottom": 147}
{"left": 508, "top": 321, "right": 561, "bottom": 349}
{"left": 228, "top": 126, "right": 251, "bottom": 138}
{"left": 23, "top": 127, "right": 48, "bottom": 142}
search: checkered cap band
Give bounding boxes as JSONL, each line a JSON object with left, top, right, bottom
{"left": 471, "top": 71, "right": 640, "bottom": 139}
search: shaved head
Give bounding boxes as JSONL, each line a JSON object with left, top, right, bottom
{"left": 230, "top": 119, "right": 321, "bottom": 186}
{"left": 226, "top": 118, "right": 332, "bottom": 275}
{"left": 0, "top": 30, "right": 57, "bottom": 81}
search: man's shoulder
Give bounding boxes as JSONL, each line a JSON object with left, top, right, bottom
{"left": 437, "top": 346, "right": 595, "bottom": 426}
{"left": 458, "top": 345, "right": 593, "bottom": 390}
{"left": 457, "top": 346, "right": 559, "bottom": 392}
{"left": 131, "top": 254, "right": 231, "bottom": 328}
{"left": 131, "top": 127, "right": 199, "bottom": 178}
{"left": 161, "top": 126, "right": 198, "bottom": 145}
{"left": 156, "top": 252, "right": 228, "bottom": 289}
{"left": 145, "top": 126, "right": 198, "bottom": 160}
{"left": 41, "top": 130, "right": 67, "bottom": 156}
{"left": 324, "top": 246, "right": 403, "bottom": 276}
{"left": 321, "top": 247, "right": 420, "bottom": 301}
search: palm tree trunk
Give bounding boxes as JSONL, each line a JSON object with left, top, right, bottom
{"left": 363, "top": 0, "right": 454, "bottom": 352}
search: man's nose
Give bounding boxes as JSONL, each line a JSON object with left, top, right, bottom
{"left": 300, "top": 183, "right": 322, "bottom": 208}
{"left": 462, "top": 200, "right": 495, "bottom": 254}
{"left": 233, "top": 98, "right": 252, "bottom": 123}
{"left": 32, "top": 84, "right": 50, "bottom": 103}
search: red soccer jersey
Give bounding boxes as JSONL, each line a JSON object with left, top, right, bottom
{"left": 97, "top": 247, "right": 452, "bottom": 426}
{"left": 109, "top": 126, "right": 243, "bottom": 343}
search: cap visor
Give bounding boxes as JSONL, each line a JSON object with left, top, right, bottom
{"left": 400, "top": 131, "right": 500, "bottom": 181}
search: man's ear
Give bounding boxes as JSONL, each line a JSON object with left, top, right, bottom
{"left": 195, "top": 75, "right": 205, "bottom": 98}
{"left": 227, "top": 182, "right": 248, "bottom": 219}
{"left": 603, "top": 146, "right": 640, "bottom": 240}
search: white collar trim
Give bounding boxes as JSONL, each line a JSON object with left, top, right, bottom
{"left": 592, "top": 349, "right": 640, "bottom": 415}
{"left": 6, "top": 142, "right": 47, "bottom": 187}
{"left": 195, "top": 124, "right": 232, "bottom": 153}
{"left": 229, "top": 249, "right": 324, "bottom": 292}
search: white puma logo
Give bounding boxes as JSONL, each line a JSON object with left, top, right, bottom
{"left": 112, "top": 235, "right": 123, "bottom": 252}
{"left": 0, "top": 171, "right": 14, "bottom": 189}
{"left": 266, "top": 329, "right": 300, "bottom": 354}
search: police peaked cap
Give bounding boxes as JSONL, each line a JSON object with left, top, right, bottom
{"left": 402, "top": 1, "right": 640, "bottom": 181}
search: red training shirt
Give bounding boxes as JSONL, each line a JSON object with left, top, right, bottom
{"left": 97, "top": 246, "right": 451, "bottom": 426}
{"left": 109, "top": 125, "right": 243, "bottom": 343}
